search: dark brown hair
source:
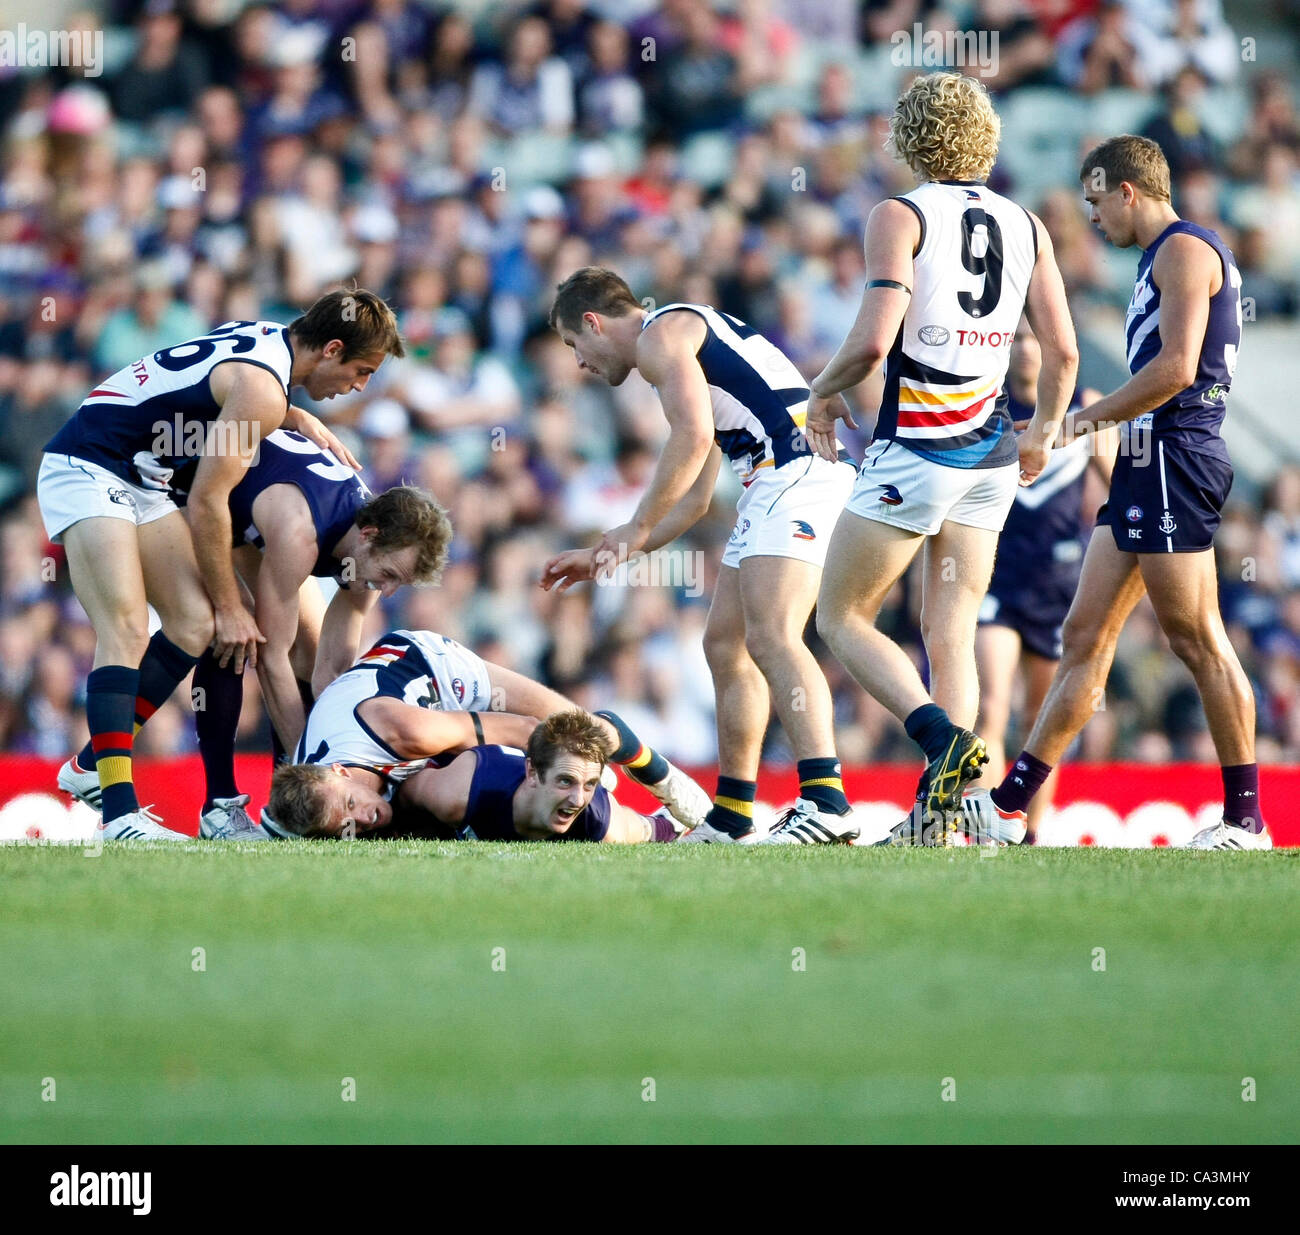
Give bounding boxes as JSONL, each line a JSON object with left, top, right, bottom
{"left": 549, "top": 267, "right": 641, "bottom": 332}
{"left": 289, "top": 288, "right": 406, "bottom": 360}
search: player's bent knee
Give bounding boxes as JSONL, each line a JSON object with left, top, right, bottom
{"left": 164, "top": 609, "right": 216, "bottom": 658}
{"left": 1164, "top": 626, "right": 1215, "bottom": 672}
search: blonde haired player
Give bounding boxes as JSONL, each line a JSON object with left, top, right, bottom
{"left": 804, "top": 73, "right": 1080, "bottom": 844}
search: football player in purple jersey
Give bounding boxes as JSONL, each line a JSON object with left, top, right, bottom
{"left": 964, "top": 136, "right": 1271, "bottom": 851}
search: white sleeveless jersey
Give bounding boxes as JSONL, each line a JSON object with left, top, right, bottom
{"left": 45, "top": 320, "right": 293, "bottom": 489}
{"left": 640, "top": 303, "right": 848, "bottom": 483}
{"left": 294, "top": 630, "right": 494, "bottom": 787}
{"left": 877, "top": 181, "right": 1038, "bottom": 469}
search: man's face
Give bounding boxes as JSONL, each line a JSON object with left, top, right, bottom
{"left": 350, "top": 532, "right": 419, "bottom": 598}
{"left": 317, "top": 768, "right": 393, "bottom": 837}
{"left": 558, "top": 316, "right": 633, "bottom": 386}
{"left": 305, "top": 345, "right": 387, "bottom": 400}
{"left": 525, "top": 755, "right": 603, "bottom": 835}
{"left": 1082, "top": 184, "right": 1135, "bottom": 247}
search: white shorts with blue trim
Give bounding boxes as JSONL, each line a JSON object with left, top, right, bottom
{"left": 721, "top": 455, "right": 855, "bottom": 570}
{"left": 37, "top": 452, "right": 180, "bottom": 544}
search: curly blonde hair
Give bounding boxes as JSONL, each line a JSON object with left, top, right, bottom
{"left": 887, "top": 73, "right": 1001, "bottom": 183}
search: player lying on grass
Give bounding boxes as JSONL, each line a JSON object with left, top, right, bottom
{"left": 541, "top": 268, "right": 859, "bottom": 846}
{"left": 59, "top": 431, "right": 452, "bottom": 841}
{"left": 40, "top": 288, "right": 399, "bottom": 842}
{"left": 261, "top": 628, "right": 710, "bottom": 836}
{"left": 267, "top": 710, "right": 689, "bottom": 843}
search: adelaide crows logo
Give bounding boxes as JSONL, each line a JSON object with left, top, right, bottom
{"left": 877, "top": 485, "right": 904, "bottom": 506}
{"left": 791, "top": 520, "right": 816, "bottom": 541}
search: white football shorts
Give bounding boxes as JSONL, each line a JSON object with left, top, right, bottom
{"left": 844, "top": 439, "right": 1018, "bottom": 535}
{"left": 722, "top": 455, "right": 855, "bottom": 570}
{"left": 37, "top": 452, "right": 180, "bottom": 544}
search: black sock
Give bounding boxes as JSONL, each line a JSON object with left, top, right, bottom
{"left": 193, "top": 650, "right": 243, "bottom": 806}
{"left": 904, "top": 703, "right": 955, "bottom": 763}
{"left": 594, "top": 709, "right": 669, "bottom": 784}
{"left": 1221, "top": 763, "right": 1262, "bottom": 832}
{"left": 705, "top": 776, "right": 756, "bottom": 837}
{"left": 797, "top": 757, "right": 850, "bottom": 815}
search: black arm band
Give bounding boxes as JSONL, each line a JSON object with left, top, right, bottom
{"left": 469, "top": 712, "right": 485, "bottom": 745}
{"left": 866, "top": 279, "right": 911, "bottom": 294}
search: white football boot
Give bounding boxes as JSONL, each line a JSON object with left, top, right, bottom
{"left": 754, "top": 798, "right": 859, "bottom": 845}
{"left": 1184, "top": 820, "right": 1273, "bottom": 851}
{"left": 678, "top": 819, "right": 757, "bottom": 844}
{"left": 57, "top": 755, "right": 102, "bottom": 811}
{"left": 199, "top": 794, "right": 271, "bottom": 841}
{"left": 642, "top": 762, "right": 712, "bottom": 830}
{"left": 97, "top": 806, "right": 189, "bottom": 842}
{"left": 959, "top": 789, "right": 1028, "bottom": 846}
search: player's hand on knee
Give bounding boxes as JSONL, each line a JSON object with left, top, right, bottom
{"left": 214, "top": 604, "right": 268, "bottom": 674}
{"left": 805, "top": 393, "right": 854, "bottom": 462}
{"left": 540, "top": 548, "right": 599, "bottom": 593}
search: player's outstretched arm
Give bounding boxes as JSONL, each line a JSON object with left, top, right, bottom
{"left": 356, "top": 697, "right": 538, "bottom": 760}
{"left": 191, "top": 362, "right": 289, "bottom": 672}
{"left": 601, "top": 799, "right": 677, "bottom": 844}
{"left": 539, "top": 446, "right": 722, "bottom": 592}
{"left": 1071, "top": 234, "right": 1217, "bottom": 434}
{"left": 592, "top": 313, "right": 715, "bottom": 571}
{"left": 1019, "top": 212, "right": 1080, "bottom": 484}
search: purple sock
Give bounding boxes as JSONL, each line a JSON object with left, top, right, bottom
{"left": 649, "top": 813, "right": 679, "bottom": 843}
{"left": 1222, "top": 763, "right": 1262, "bottom": 832}
{"left": 991, "top": 750, "right": 1053, "bottom": 815}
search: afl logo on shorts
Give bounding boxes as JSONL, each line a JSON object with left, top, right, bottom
{"left": 1126, "top": 505, "right": 1143, "bottom": 523}
{"left": 1158, "top": 512, "right": 1177, "bottom": 534}
{"left": 791, "top": 520, "right": 816, "bottom": 541}
{"left": 451, "top": 677, "right": 465, "bottom": 702}
{"left": 918, "top": 325, "right": 950, "bottom": 347}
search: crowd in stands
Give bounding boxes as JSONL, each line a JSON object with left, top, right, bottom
{"left": 1, "top": 0, "right": 1298, "bottom": 768}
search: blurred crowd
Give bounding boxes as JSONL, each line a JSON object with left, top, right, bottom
{"left": 1, "top": 0, "right": 1299, "bottom": 768}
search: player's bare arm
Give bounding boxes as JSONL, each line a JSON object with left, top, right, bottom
{"left": 805, "top": 198, "right": 918, "bottom": 460}
{"left": 1018, "top": 213, "right": 1081, "bottom": 484}
{"left": 190, "top": 361, "right": 290, "bottom": 672}
{"left": 355, "top": 697, "right": 538, "bottom": 760}
{"left": 251, "top": 495, "right": 319, "bottom": 751}
{"left": 601, "top": 800, "right": 660, "bottom": 844}
{"left": 312, "top": 585, "right": 375, "bottom": 698}
{"left": 281, "top": 404, "right": 362, "bottom": 471}
{"left": 1070, "top": 234, "right": 1217, "bottom": 434}
{"left": 592, "top": 312, "right": 715, "bottom": 571}
{"left": 541, "top": 446, "right": 721, "bottom": 592}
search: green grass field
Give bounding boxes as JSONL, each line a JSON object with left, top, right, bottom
{"left": 1, "top": 842, "right": 1296, "bottom": 1144}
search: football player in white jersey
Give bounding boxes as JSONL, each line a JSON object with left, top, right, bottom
{"left": 38, "top": 288, "right": 401, "bottom": 841}
{"left": 803, "top": 74, "right": 1081, "bottom": 844}
{"left": 540, "top": 269, "right": 860, "bottom": 845}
